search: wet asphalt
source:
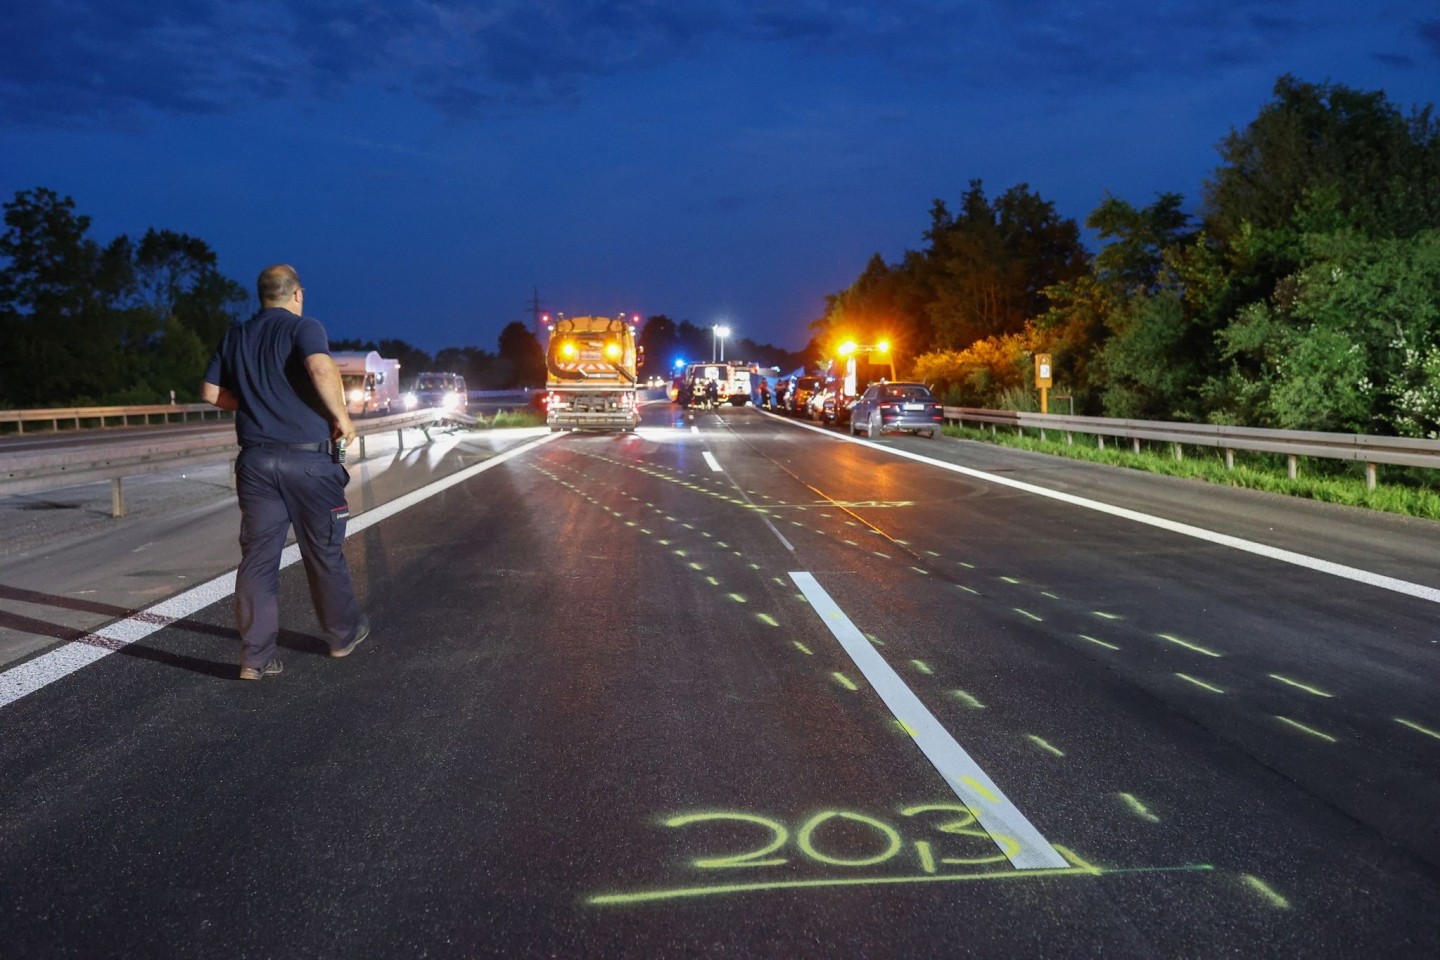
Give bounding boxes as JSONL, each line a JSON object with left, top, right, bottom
{"left": 2, "top": 404, "right": 1439, "bottom": 958}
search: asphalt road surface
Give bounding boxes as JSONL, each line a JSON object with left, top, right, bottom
{"left": 2, "top": 402, "right": 1438, "bottom": 958}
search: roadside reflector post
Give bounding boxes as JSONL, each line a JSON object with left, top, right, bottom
{"left": 111, "top": 478, "right": 125, "bottom": 518}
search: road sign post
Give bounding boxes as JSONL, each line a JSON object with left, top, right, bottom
{"left": 1034, "top": 353, "right": 1053, "bottom": 414}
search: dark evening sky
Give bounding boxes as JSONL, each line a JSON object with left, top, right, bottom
{"left": 2, "top": 1, "right": 1437, "bottom": 354}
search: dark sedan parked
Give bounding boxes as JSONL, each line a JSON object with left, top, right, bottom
{"left": 848, "top": 381, "right": 943, "bottom": 438}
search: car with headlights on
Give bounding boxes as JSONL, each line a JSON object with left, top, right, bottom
{"left": 407, "top": 371, "right": 468, "bottom": 414}
{"left": 848, "top": 381, "right": 943, "bottom": 438}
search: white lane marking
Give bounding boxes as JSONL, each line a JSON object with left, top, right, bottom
{"left": 789, "top": 419, "right": 1440, "bottom": 605}
{"left": 0, "top": 434, "right": 561, "bottom": 710}
{"left": 702, "top": 451, "right": 722, "bottom": 472}
{"left": 790, "top": 571, "right": 1067, "bottom": 870}
{"left": 691, "top": 426, "right": 700, "bottom": 434}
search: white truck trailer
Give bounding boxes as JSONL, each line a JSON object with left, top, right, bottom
{"left": 331, "top": 350, "right": 400, "bottom": 416}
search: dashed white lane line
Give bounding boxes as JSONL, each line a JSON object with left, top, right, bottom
{"left": 702, "top": 451, "right": 722, "bottom": 472}
{"left": 0, "top": 433, "right": 561, "bottom": 710}
{"left": 790, "top": 571, "right": 1068, "bottom": 870}
{"left": 791, "top": 419, "right": 1440, "bottom": 605}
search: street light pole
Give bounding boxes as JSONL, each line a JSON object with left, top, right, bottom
{"left": 713, "top": 324, "right": 731, "bottom": 362}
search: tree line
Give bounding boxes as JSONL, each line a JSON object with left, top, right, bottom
{"left": 815, "top": 75, "right": 1440, "bottom": 436}
{"left": 0, "top": 190, "right": 550, "bottom": 408}
{"left": 0, "top": 185, "right": 801, "bottom": 407}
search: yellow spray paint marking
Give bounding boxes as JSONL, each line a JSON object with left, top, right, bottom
{"left": 624, "top": 520, "right": 638, "bottom": 527}
{"left": 791, "top": 521, "right": 805, "bottom": 527}
{"left": 843, "top": 539, "right": 859, "bottom": 546}
{"left": 1276, "top": 716, "right": 1337, "bottom": 743}
{"left": 665, "top": 516, "right": 677, "bottom": 522}
{"left": 640, "top": 528, "right": 652, "bottom": 535}
{"left": 1241, "top": 874, "right": 1291, "bottom": 909}
{"left": 773, "top": 577, "right": 787, "bottom": 586}
{"left": 1000, "top": 576, "right": 1021, "bottom": 584}
{"left": 1117, "top": 793, "right": 1160, "bottom": 824}
{"left": 586, "top": 860, "right": 1208, "bottom": 906}
{"left": 958, "top": 562, "right": 975, "bottom": 569}
{"left": 1269, "top": 674, "right": 1333, "bottom": 698}
{"left": 958, "top": 585, "right": 980, "bottom": 595}
{"left": 706, "top": 576, "right": 720, "bottom": 586}
{"left": 792, "top": 642, "right": 814, "bottom": 656}
{"left": 1092, "top": 611, "right": 1122, "bottom": 620}
{"left": 1156, "top": 633, "right": 1222, "bottom": 657}
{"left": 1041, "top": 592, "right": 1060, "bottom": 600}
{"left": 796, "top": 593, "right": 809, "bottom": 602}
{"left": 1078, "top": 634, "right": 1119, "bottom": 651}
{"left": 910, "top": 660, "right": 933, "bottom": 675}
{"left": 757, "top": 614, "right": 779, "bottom": 627}
{"left": 658, "top": 539, "right": 672, "bottom": 546}
{"left": 895, "top": 720, "right": 919, "bottom": 738}
{"left": 1014, "top": 608, "right": 1043, "bottom": 622}
{"left": 728, "top": 593, "right": 747, "bottom": 604}
{"left": 951, "top": 690, "right": 986, "bottom": 709}
{"left": 911, "top": 567, "right": 930, "bottom": 576}
{"left": 1175, "top": 673, "right": 1225, "bottom": 694}
{"left": 1053, "top": 846, "right": 1105, "bottom": 876}
{"left": 1025, "top": 735, "right": 1064, "bottom": 757}
{"left": 914, "top": 840, "right": 938, "bottom": 874}
{"left": 717, "top": 542, "right": 729, "bottom": 548}
{"left": 673, "top": 549, "right": 689, "bottom": 558}
{"left": 925, "top": 550, "right": 941, "bottom": 557}
{"left": 688, "top": 562, "right": 705, "bottom": 571}
{"left": 865, "top": 633, "right": 884, "bottom": 646}
{"left": 873, "top": 551, "right": 892, "bottom": 559}
{"left": 747, "top": 563, "right": 762, "bottom": 571}
{"left": 701, "top": 531, "right": 713, "bottom": 538}
{"left": 960, "top": 777, "right": 998, "bottom": 804}
{"left": 1395, "top": 717, "right": 1440, "bottom": 740}
{"left": 832, "top": 672, "right": 859, "bottom": 691}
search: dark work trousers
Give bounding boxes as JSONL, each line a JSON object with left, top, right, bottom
{"left": 234, "top": 446, "right": 362, "bottom": 669}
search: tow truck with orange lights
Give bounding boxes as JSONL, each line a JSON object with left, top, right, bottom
{"left": 544, "top": 315, "right": 642, "bottom": 431}
{"left": 819, "top": 339, "right": 896, "bottom": 426}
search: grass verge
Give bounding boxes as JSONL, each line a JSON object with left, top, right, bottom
{"left": 942, "top": 423, "right": 1440, "bottom": 521}
{"left": 487, "top": 409, "right": 546, "bottom": 428}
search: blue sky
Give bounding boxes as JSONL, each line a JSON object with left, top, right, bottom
{"left": 2, "top": 1, "right": 1437, "bottom": 354}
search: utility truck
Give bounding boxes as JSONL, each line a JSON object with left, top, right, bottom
{"left": 545, "top": 316, "right": 640, "bottom": 431}
{"left": 331, "top": 350, "right": 400, "bottom": 416}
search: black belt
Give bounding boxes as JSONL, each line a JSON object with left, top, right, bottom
{"left": 243, "top": 441, "right": 330, "bottom": 453}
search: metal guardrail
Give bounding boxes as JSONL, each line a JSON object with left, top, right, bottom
{"left": 0, "top": 403, "right": 231, "bottom": 433}
{"left": 0, "top": 409, "right": 447, "bottom": 517}
{"left": 943, "top": 407, "right": 1440, "bottom": 488}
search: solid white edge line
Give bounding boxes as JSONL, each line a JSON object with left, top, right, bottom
{"left": 0, "top": 433, "right": 560, "bottom": 709}
{"left": 790, "top": 571, "right": 1068, "bottom": 870}
{"left": 784, "top": 416, "right": 1440, "bottom": 605}
{"left": 702, "top": 451, "right": 722, "bottom": 472}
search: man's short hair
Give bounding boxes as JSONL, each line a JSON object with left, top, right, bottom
{"left": 257, "top": 264, "right": 300, "bottom": 306}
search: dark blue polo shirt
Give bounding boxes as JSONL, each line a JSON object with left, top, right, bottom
{"left": 204, "top": 308, "right": 333, "bottom": 446}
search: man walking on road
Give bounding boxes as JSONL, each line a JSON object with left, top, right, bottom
{"left": 201, "top": 264, "right": 370, "bottom": 680}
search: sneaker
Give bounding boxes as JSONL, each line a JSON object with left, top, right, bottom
{"left": 239, "top": 658, "right": 283, "bottom": 681}
{"left": 330, "top": 616, "right": 370, "bottom": 658}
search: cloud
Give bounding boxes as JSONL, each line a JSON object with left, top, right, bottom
{"left": 1419, "top": 20, "right": 1440, "bottom": 60}
{"left": 0, "top": 1, "right": 1416, "bottom": 128}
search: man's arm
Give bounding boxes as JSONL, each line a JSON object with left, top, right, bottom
{"left": 304, "top": 353, "right": 358, "bottom": 445}
{"left": 200, "top": 381, "right": 239, "bottom": 411}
